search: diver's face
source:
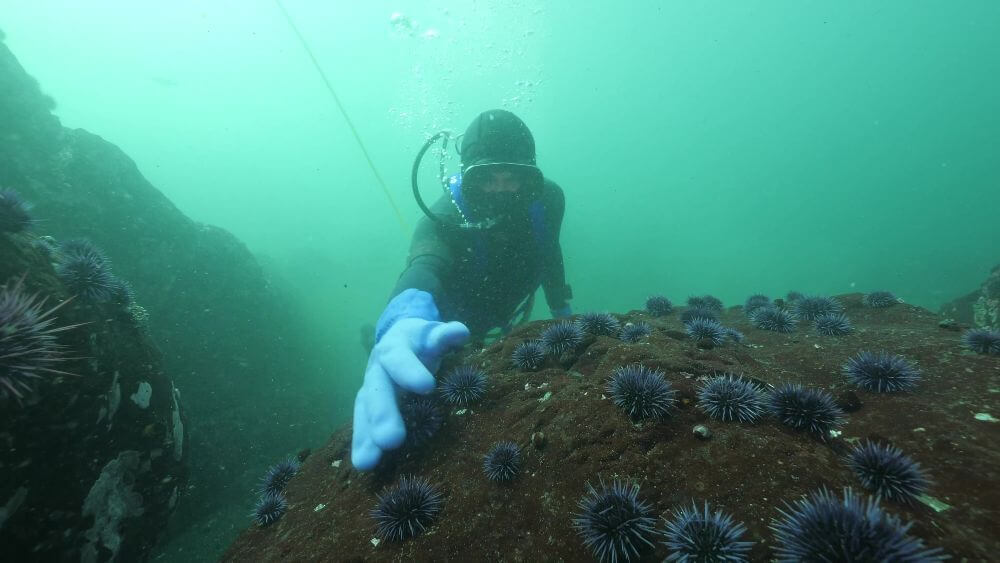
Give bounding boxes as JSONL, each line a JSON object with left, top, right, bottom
{"left": 464, "top": 165, "right": 540, "bottom": 224}
{"left": 480, "top": 170, "right": 523, "bottom": 193}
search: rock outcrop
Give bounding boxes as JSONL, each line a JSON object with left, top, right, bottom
{"left": 940, "top": 263, "right": 1000, "bottom": 330}
{"left": 1, "top": 230, "right": 188, "bottom": 561}
{"left": 1, "top": 31, "right": 330, "bottom": 557}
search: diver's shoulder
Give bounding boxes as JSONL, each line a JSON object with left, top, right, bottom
{"left": 542, "top": 177, "right": 564, "bottom": 197}
{"left": 541, "top": 177, "right": 565, "bottom": 207}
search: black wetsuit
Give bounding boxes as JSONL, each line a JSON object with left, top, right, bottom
{"left": 390, "top": 178, "right": 571, "bottom": 338}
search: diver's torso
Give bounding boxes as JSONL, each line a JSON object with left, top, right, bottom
{"left": 441, "top": 215, "right": 543, "bottom": 336}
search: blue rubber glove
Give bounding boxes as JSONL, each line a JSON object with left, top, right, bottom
{"left": 351, "top": 289, "right": 469, "bottom": 471}
{"left": 551, "top": 305, "right": 573, "bottom": 319}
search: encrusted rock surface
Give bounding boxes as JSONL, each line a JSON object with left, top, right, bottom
{"left": 940, "top": 263, "right": 1000, "bottom": 330}
{"left": 1, "top": 233, "right": 188, "bottom": 562}
{"left": 225, "top": 295, "right": 999, "bottom": 561}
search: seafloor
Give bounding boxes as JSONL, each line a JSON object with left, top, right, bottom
{"left": 224, "top": 294, "right": 999, "bottom": 561}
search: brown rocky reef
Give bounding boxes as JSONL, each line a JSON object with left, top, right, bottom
{"left": 224, "top": 296, "right": 999, "bottom": 561}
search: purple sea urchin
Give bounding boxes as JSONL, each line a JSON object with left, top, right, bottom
{"left": 767, "top": 383, "right": 844, "bottom": 438}
{"left": 697, "top": 374, "right": 766, "bottom": 423}
{"left": 0, "top": 275, "right": 79, "bottom": 400}
{"left": 681, "top": 307, "right": 718, "bottom": 324}
{"left": 400, "top": 395, "right": 443, "bottom": 447}
{"left": 483, "top": 440, "right": 522, "bottom": 482}
{"left": 770, "top": 487, "right": 945, "bottom": 562}
{"left": 961, "top": 328, "right": 1000, "bottom": 356}
{"left": 578, "top": 312, "right": 621, "bottom": 336}
{"left": 259, "top": 457, "right": 300, "bottom": 496}
{"left": 55, "top": 239, "right": 116, "bottom": 301}
{"left": 794, "top": 296, "right": 843, "bottom": 321}
{"left": 252, "top": 491, "right": 288, "bottom": 527}
{"left": 815, "top": 312, "right": 854, "bottom": 336}
{"left": 846, "top": 441, "right": 930, "bottom": 504}
{"left": 58, "top": 238, "right": 106, "bottom": 260}
{"left": 0, "top": 188, "right": 33, "bottom": 234}
{"left": 684, "top": 317, "right": 726, "bottom": 346}
{"left": 723, "top": 327, "right": 745, "bottom": 343}
{"left": 863, "top": 291, "right": 899, "bottom": 308}
{"left": 620, "top": 321, "right": 651, "bottom": 343}
{"left": 744, "top": 294, "right": 771, "bottom": 316}
{"left": 110, "top": 278, "right": 136, "bottom": 306}
{"left": 541, "top": 320, "right": 584, "bottom": 356}
{"left": 438, "top": 365, "right": 487, "bottom": 405}
{"left": 511, "top": 340, "right": 546, "bottom": 370}
{"left": 572, "top": 479, "right": 657, "bottom": 563}
{"left": 660, "top": 501, "right": 754, "bottom": 562}
{"left": 843, "top": 351, "right": 920, "bottom": 393}
{"left": 645, "top": 295, "right": 673, "bottom": 316}
{"left": 606, "top": 364, "right": 677, "bottom": 421}
{"left": 750, "top": 306, "right": 797, "bottom": 333}
{"left": 371, "top": 475, "right": 443, "bottom": 542}
{"left": 687, "top": 295, "right": 723, "bottom": 312}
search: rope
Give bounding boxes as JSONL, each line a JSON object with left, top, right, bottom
{"left": 274, "top": 0, "right": 408, "bottom": 233}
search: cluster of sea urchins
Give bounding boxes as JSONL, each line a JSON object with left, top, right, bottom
{"left": 361, "top": 286, "right": 952, "bottom": 557}
{"left": 745, "top": 293, "right": 863, "bottom": 336}
{"left": 251, "top": 456, "right": 300, "bottom": 527}
{"left": 568, "top": 477, "right": 939, "bottom": 561}
{"left": 54, "top": 239, "right": 133, "bottom": 304}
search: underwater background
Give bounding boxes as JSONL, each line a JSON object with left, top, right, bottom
{"left": 2, "top": 1, "right": 998, "bottom": 561}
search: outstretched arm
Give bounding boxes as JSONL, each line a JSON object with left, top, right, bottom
{"left": 388, "top": 201, "right": 454, "bottom": 305}
{"left": 353, "top": 207, "right": 466, "bottom": 471}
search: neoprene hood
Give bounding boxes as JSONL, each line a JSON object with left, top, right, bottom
{"left": 460, "top": 110, "right": 539, "bottom": 173}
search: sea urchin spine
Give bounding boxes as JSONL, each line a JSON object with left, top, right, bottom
{"left": 770, "top": 487, "right": 945, "bottom": 561}
{"left": 483, "top": 440, "right": 522, "bottom": 482}
{"left": 572, "top": 478, "right": 657, "bottom": 563}
{"left": 961, "top": 328, "right": 1000, "bottom": 356}
{"left": 697, "top": 374, "right": 766, "bottom": 423}
{"left": 660, "top": 501, "right": 754, "bottom": 562}
{"left": 371, "top": 475, "right": 443, "bottom": 542}
{"left": 438, "top": 365, "right": 487, "bottom": 405}
{"left": 511, "top": 340, "right": 546, "bottom": 370}
{"left": 578, "top": 312, "right": 621, "bottom": 336}
{"left": 750, "top": 306, "right": 797, "bottom": 333}
{"left": 252, "top": 491, "right": 288, "bottom": 527}
{"left": 259, "top": 456, "right": 300, "bottom": 496}
{"left": 619, "top": 321, "right": 651, "bottom": 343}
{"left": 0, "top": 188, "right": 33, "bottom": 234}
{"left": 646, "top": 295, "right": 673, "bottom": 316}
{"left": 842, "top": 351, "right": 921, "bottom": 393}
{"left": 607, "top": 364, "right": 677, "bottom": 421}
{"left": 0, "top": 275, "right": 80, "bottom": 401}
{"left": 845, "top": 440, "right": 930, "bottom": 504}
{"left": 767, "top": 383, "right": 844, "bottom": 438}
{"left": 541, "top": 320, "right": 585, "bottom": 356}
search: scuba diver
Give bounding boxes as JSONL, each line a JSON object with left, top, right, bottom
{"left": 351, "top": 109, "right": 573, "bottom": 471}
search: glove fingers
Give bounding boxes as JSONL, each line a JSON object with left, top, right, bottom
{"left": 351, "top": 397, "right": 381, "bottom": 470}
{"left": 361, "top": 363, "right": 407, "bottom": 450}
{"left": 424, "top": 321, "right": 470, "bottom": 353}
{"left": 382, "top": 346, "right": 436, "bottom": 394}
